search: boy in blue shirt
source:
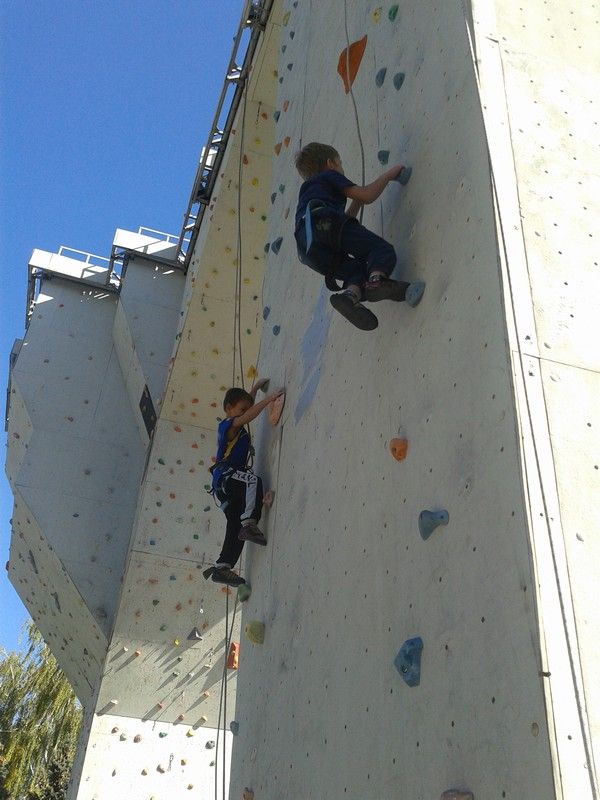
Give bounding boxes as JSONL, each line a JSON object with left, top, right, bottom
{"left": 294, "top": 142, "right": 424, "bottom": 330}
{"left": 204, "top": 380, "right": 285, "bottom": 587}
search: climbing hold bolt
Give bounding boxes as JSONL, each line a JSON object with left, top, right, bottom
{"left": 394, "top": 637, "right": 423, "bottom": 686}
{"left": 440, "top": 792, "right": 474, "bottom": 800}
{"left": 245, "top": 620, "right": 265, "bottom": 644}
{"left": 375, "top": 67, "right": 387, "bottom": 87}
{"left": 389, "top": 438, "right": 408, "bottom": 461}
{"left": 230, "top": 721, "right": 239, "bottom": 735}
{"left": 405, "top": 281, "right": 426, "bottom": 308}
{"left": 393, "top": 71, "right": 405, "bottom": 90}
{"left": 238, "top": 583, "right": 252, "bottom": 603}
{"left": 418, "top": 509, "right": 449, "bottom": 540}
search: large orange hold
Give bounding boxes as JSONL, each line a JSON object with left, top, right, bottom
{"left": 337, "top": 35, "right": 368, "bottom": 93}
{"left": 227, "top": 641, "right": 240, "bottom": 670}
{"left": 389, "top": 438, "right": 408, "bottom": 461}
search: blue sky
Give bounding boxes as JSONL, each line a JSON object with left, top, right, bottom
{"left": 0, "top": 0, "right": 245, "bottom": 652}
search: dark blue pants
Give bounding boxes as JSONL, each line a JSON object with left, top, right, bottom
{"left": 295, "top": 209, "right": 396, "bottom": 289}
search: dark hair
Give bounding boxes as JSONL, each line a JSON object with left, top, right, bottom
{"left": 294, "top": 142, "right": 340, "bottom": 179}
{"left": 223, "top": 387, "right": 253, "bottom": 410}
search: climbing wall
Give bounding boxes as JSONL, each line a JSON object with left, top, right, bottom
{"left": 68, "top": 710, "right": 232, "bottom": 800}
{"left": 220, "top": 1, "right": 598, "bottom": 799}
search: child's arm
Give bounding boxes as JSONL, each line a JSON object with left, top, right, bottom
{"left": 346, "top": 198, "right": 362, "bottom": 218}
{"left": 343, "top": 165, "right": 404, "bottom": 205}
{"left": 230, "top": 388, "right": 285, "bottom": 431}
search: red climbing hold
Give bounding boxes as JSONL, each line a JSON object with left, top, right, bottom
{"left": 269, "top": 392, "right": 285, "bottom": 426}
{"left": 389, "top": 438, "right": 408, "bottom": 461}
{"left": 337, "top": 35, "right": 368, "bottom": 93}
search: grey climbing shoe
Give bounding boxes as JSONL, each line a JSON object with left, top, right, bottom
{"left": 205, "top": 566, "right": 246, "bottom": 587}
{"left": 405, "top": 281, "right": 426, "bottom": 307}
{"left": 330, "top": 290, "right": 378, "bottom": 331}
{"left": 238, "top": 520, "right": 267, "bottom": 546}
{"left": 365, "top": 277, "right": 409, "bottom": 302}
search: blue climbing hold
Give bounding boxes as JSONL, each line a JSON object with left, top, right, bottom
{"left": 149, "top": 539, "right": 156, "bottom": 546}
{"left": 262, "top": 306, "right": 270, "bottom": 320}
{"left": 272, "top": 325, "right": 281, "bottom": 336}
{"left": 375, "top": 67, "right": 387, "bottom": 87}
{"left": 392, "top": 165, "right": 412, "bottom": 185}
{"left": 405, "top": 281, "right": 426, "bottom": 308}
{"left": 271, "top": 237, "right": 283, "bottom": 254}
{"left": 418, "top": 508, "right": 449, "bottom": 539}
{"left": 264, "top": 242, "right": 270, "bottom": 253}
{"left": 378, "top": 150, "right": 390, "bottom": 165}
{"left": 394, "top": 637, "right": 423, "bottom": 686}
{"left": 393, "top": 72, "right": 405, "bottom": 90}
{"left": 270, "top": 192, "right": 277, "bottom": 204}
{"left": 273, "top": 110, "right": 281, "bottom": 122}
{"left": 287, "top": 63, "right": 293, "bottom": 71}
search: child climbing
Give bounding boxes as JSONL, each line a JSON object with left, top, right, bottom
{"left": 203, "top": 380, "right": 284, "bottom": 587}
{"left": 294, "top": 142, "right": 425, "bottom": 330}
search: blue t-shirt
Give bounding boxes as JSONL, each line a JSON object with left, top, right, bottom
{"left": 212, "top": 417, "right": 251, "bottom": 488}
{"left": 295, "top": 169, "right": 356, "bottom": 228}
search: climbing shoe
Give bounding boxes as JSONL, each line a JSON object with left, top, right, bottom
{"left": 238, "top": 520, "right": 268, "bottom": 546}
{"left": 330, "top": 290, "right": 378, "bottom": 331}
{"left": 365, "top": 276, "right": 409, "bottom": 302}
{"left": 204, "top": 566, "right": 246, "bottom": 587}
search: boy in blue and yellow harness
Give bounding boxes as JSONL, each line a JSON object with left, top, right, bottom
{"left": 294, "top": 142, "right": 425, "bottom": 331}
{"left": 204, "top": 381, "right": 284, "bottom": 587}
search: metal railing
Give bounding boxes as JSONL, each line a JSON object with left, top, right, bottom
{"left": 176, "top": 0, "right": 274, "bottom": 269}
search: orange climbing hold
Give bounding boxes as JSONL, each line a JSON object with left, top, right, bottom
{"left": 263, "top": 489, "right": 275, "bottom": 508}
{"left": 337, "top": 35, "right": 368, "bottom": 93}
{"left": 389, "top": 438, "right": 408, "bottom": 461}
{"left": 269, "top": 392, "right": 286, "bottom": 426}
{"left": 227, "top": 641, "right": 240, "bottom": 670}
{"left": 274, "top": 142, "right": 282, "bottom": 155}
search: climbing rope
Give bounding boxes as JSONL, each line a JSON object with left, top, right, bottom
{"left": 343, "top": 0, "right": 366, "bottom": 222}
{"left": 233, "top": 77, "right": 250, "bottom": 389}
{"left": 213, "top": 589, "right": 240, "bottom": 800}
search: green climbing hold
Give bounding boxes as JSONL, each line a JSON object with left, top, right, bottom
{"left": 193, "top": 534, "right": 199, "bottom": 540}
{"left": 152, "top": 599, "right": 159, "bottom": 606}
{"left": 160, "top": 624, "right": 167, "bottom": 631}
{"left": 244, "top": 620, "right": 265, "bottom": 644}
{"left": 238, "top": 583, "right": 252, "bottom": 603}
{"left": 158, "top": 732, "right": 168, "bottom": 738}
{"left": 378, "top": 150, "right": 390, "bottom": 165}
{"left": 158, "top": 458, "right": 165, "bottom": 465}
{"left": 388, "top": 4, "right": 399, "bottom": 21}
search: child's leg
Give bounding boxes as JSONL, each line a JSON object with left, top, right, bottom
{"left": 217, "top": 500, "right": 245, "bottom": 568}
{"left": 339, "top": 219, "right": 397, "bottom": 279}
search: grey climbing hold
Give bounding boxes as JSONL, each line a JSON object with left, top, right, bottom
{"left": 286, "top": 63, "right": 293, "bottom": 71}
{"left": 375, "top": 67, "right": 387, "bottom": 87}
{"left": 405, "top": 281, "right": 426, "bottom": 308}
{"left": 271, "top": 236, "right": 283, "bottom": 254}
{"left": 270, "top": 192, "right": 277, "bottom": 204}
{"left": 230, "top": 721, "right": 239, "bottom": 735}
{"left": 187, "top": 627, "right": 203, "bottom": 641}
{"left": 289, "top": 30, "right": 295, "bottom": 38}
{"left": 394, "top": 637, "right": 423, "bottom": 686}
{"left": 378, "top": 150, "right": 390, "bottom": 165}
{"left": 262, "top": 306, "right": 270, "bottom": 320}
{"left": 205, "top": 740, "right": 216, "bottom": 749}
{"left": 393, "top": 72, "right": 405, "bottom": 90}
{"left": 272, "top": 325, "right": 281, "bottom": 336}
{"left": 418, "top": 508, "right": 448, "bottom": 539}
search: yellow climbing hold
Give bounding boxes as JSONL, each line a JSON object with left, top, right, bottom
{"left": 245, "top": 620, "right": 265, "bottom": 644}
{"left": 372, "top": 6, "right": 382, "bottom": 22}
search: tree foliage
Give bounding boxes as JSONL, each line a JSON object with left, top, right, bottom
{"left": 0, "top": 621, "right": 82, "bottom": 799}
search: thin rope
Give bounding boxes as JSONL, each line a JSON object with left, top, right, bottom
{"left": 343, "top": 0, "right": 366, "bottom": 222}
{"left": 234, "top": 79, "right": 249, "bottom": 389}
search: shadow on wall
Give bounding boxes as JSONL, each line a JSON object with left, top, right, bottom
{"left": 294, "top": 286, "right": 331, "bottom": 423}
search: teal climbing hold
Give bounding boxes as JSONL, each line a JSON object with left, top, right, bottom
{"left": 238, "top": 583, "right": 252, "bottom": 603}
{"left": 270, "top": 192, "right": 277, "bottom": 204}
{"left": 159, "top": 731, "right": 168, "bottom": 738}
{"left": 230, "top": 721, "right": 239, "bottom": 735}
{"left": 406, "top": 281, "right": 425, "bottom": 307}
{"left": 388, "top": 4, "right": 399, "bottom": 21}
{"left": 271, "top": 237, "right": 283, "bottom": 254}
{"left": 378, "top": 150, "right": 390, "bottom": 165}
{"left": 149, "top": 539, "right": 156, "bottom": 546}
{"left": 262, "top": 306, "right": 271, "bottom": 320}
{"left": 279, "top": 184, "right": 285, "bottom": 193}
{"left": 393, "top": 72, "right": 405, "bottom": 90}
{"left": 158, "top": 458, "right": 165, "bottom": 465}
{"left": 418, "top": 508, "right": 449, "bottom": 539}
{"left": 394, "top": 637, "right": 423, "bottom": 686}
{"left": 272, "top": 325, "right": 281, "bottom": 336}
{"left": 392, "top": 165, "right": 412, "bottom": 185}
{"left": 375, "top": 67, "right": 387, "bottom": 87}
{"left": 273, "top": 110, "right": 280, "bottom": 122}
